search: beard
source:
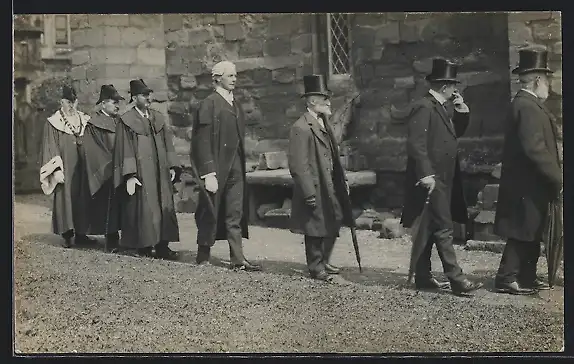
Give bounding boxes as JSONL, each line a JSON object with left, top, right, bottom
{"left": 60, "top": 100, "right": 78, "bottom": 116}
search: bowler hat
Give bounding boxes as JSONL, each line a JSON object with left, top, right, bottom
{"left": 425, "top": 58, "right": 461, "bottom": 84}
{"left": 96, "top": 84, "right": 125, "bottom": 104}
{"left": 302, "top": 74, "right": 331, "bottom": 98}
{"left": 512, "top": 48, "right": 554, "bottom": 75}
{"left": 62, "top": 85, "right": 77, "bottom": 102}
{"left": 128, "top": 79, "right": 153, "bottom": 97}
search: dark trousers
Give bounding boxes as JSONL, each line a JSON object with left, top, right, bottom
{"left": 197, "top": 154, "right": 246, "bottom": 265}
{"left": 495, "top": 239, "right": 541, "bottom": 285}
{"left": 304, "top": 235, "right": 337, "bottom": 274}
{"left": 415, "top": 228, "right": 465, "bottom": 284}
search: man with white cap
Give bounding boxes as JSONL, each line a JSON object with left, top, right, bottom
{"left": 190, "top": 60, "right": 261, "bottom": 271}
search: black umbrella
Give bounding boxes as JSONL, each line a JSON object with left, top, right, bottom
{"left": 544, "top": 198, "right": 563, "bottom": 288}
{"left": 407, "top": 189, "right": 433, "bottom": 284}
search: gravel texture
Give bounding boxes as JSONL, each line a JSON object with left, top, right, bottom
{"left": 14, "top": 194, "right": 564, "bottom": 353}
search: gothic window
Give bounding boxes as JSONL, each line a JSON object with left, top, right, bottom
{"left": 54, "top": 15, "right": 70, "bottom": 45}
{"left": 326, "top": 13, "right": 352, "bottom": 76}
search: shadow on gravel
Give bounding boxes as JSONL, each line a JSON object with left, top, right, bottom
{"left": 470, "top": 268, "right": 564, "bottom": 289}
{"left": 14, "top": 194, "right": 53, "bottom": 210}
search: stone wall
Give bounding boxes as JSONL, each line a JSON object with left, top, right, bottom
{"left": 163, "top": 13, "right": 314, "bottom": 163}
{"left": 507, "top": 11, "right": 562, "bottom": 156}
{"left": 68, "top": 14, "right": 168, "bottom": 116}
{"left": 347, "top": 12, "right": 511, "bottom": 173}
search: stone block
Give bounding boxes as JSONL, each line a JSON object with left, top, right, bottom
{"left": 375, "top": 63, "right": 413, "bottom": 79}
{"left": 136, "top": 47, "right": 165, "bottom": 66}
{"left": 104, "top": 14, "right": 130, "bottom": 27}
{"left": 399, "top": 21, "right": 420, "bottom": 43}
{"left": 70, "top": 66, "right": 87, "bottom": 81}
{"left": 165, "top": 30, "right": 190, "bottom": 48}
{"left": 168, "top": 101, "right": 188, "bottom": 115}
{"left": 129, "top": 65, "right": 165, "bottom": 79}
{"left": 237, "top": 69, "right": 272, "bottom": 88}
{"left": 253, "top": 139, "right": 290, "bottom": 154}
{"left": 71, "top": 50, "right": 90, "bottom": 66}
{"left": 104, "top": 64, "right": 130, "bottom": 79}
{"left": 412, "top": 57, "right": 433, "bottom": 74}
{"left": 206, "top": 42, "right": 239, "bottom": 64}
{"left": 268, "top": 14, "right": 293, "bottom": 36}
{"left": 239, "top": 39, "right": 263, "bottom": 58}
{"left": 143, "top": 28, "right": 165, "bottom": 49}
{"left": 164, "top": 14, "right": 183, "bottom": 32}
{"left": 532, "top": 22, "right": 561, "bottom": 41}
{"left": 479, "top": 184, "right": 499, "bottom": 210}
{"left": 188, "top": 29, "right": 214, "bottom": 46}
{"left": 145, "top": 77, "right": 168, "bottom": 93}
{"left": 291, "top": 34, "right": 312, "bottom": 55}
{"left": 180, "top": 75, "right": 197, "bottom": 90}
{"left": 354, "top": 13, "right": 387, "bottom": 27}
{"left": 465, "top": 240, "right": 505, "bottom": 253}
{"left": 375, "top": 22, "right": 400, "bottom": 44}
{"left": 507, "top": 11, "right": 553, "bottom": 23}
{"left": 70, "top": 14, "right": 89, "bottom": 29}
{"left": 258, "top": 151, "right": 288, "bottom": 170}
{"left": 352, "top": 26, "right": 376, "bottom": 47}
{"left": 129, "top": 14, "right": 162, "bottom": 29}
{"left": 101, "top": 26, "right": 122, "bottom": 47}
{"left": 272, "top": 68, "right": 296, "bottom": 84}
{"left": 507, "top": 22, "right": 534, "bottom": 46}
{"left": 72, "top": 28, "right": 105, "bottom": 48}
{"left": 216, "top": 14, "right": 240, "bottom": 25}
{"left": 235, "top": 55, "right": 301, "bottom": 72}
{"left": 257, "top": 203, "right": 282, "bottom": 219}
{"left": 394, "top": 76, "right": 415, "bottom": 89}
{"left": 120, "top": 27, "right": 147, "bottom": 47}
{"left": 264, "top": 37, "right": 291, "bottom": 57}
{"left": 87, "top": 14, "right": 107, "bottom": 28}
{"left": 85, "top": 64, "right": 106, "bottom": 79}
{"left": 224, "top": 23, "right": 246, "bottom": 41}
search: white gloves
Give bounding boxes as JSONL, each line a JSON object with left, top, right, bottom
{"left": 417, "top": 175, "right": 436, "bottom": 194}
{"left": 53, "top": 170, "right": 65, "bottom": 184}
{"left": 170, "top": 169, "right": 176, "bottom": 182}
{"left": 204, "top": 174, "right": 218, "bottom": 194}
{"left": 127, "top": 177, "right": 142, "bottom": 196}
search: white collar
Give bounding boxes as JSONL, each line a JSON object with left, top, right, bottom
{"left": 216, "top": 86, "right": 234, "bottom": 105}
{"left": 520, "top": 88, "right": 539, "bottom": 99}
{"left": 428, "top": 89, "right": 448, "bottom": 105}
{"left": 101, "top": 110, "right": 110, "bottom": 117}
{"left": 135, "top": 106, "right": 149, "bottom": 118}
{"left": 307, "top": 108, "right": 324, "bottom": 128}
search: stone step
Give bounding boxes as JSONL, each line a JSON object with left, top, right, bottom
{"left": 472, "top": 210, "right": 501, "bottom": 241}
{"left": 258, "top": 151, "right": 288, "bottom": 170}
{"left": 477, "top": 184, "right": 499, "bottom": 210}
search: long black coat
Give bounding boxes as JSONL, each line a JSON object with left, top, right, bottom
{"left": 190, "top": 92, "right": 249, "bottom": 241}
{"left": 494, "top": 91, "right": 562, "bottom": 242}
{"left": 288, "top": 113, "right": 353, "bottom": 237}
{"left": 400, "top": 95, "right": 469, "bottom": 229}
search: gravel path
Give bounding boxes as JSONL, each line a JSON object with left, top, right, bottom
{"left": 14, "top": 194, "right": 564, "bottom": 353}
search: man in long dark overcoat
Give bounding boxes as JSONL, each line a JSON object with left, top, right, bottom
{"left": 400, "top": 58, "right": 482, "bottom": 296}
{"left": 493, "top": 48, "right": 562, "bottom": 294}
{"left": 288, "top": 74, "right": 352, "bottom": 282}
{"left": 82, "top": 84, "right": 124, "bottom": 252}
{"left": 113, "top": 79, "right": 181, "bottom": 260}
{"left": 190, "top": 61, "right": 261, "bottom": 271}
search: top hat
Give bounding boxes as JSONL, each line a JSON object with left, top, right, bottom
{"left": 129, "top": 79, "right": 153, "bottom": 97}
{"left": 62, "top": 85, "right": 78, "bottom": 102}
{"left": 425, "top": 58, "right": 461, "bottom": 83}
{"left": 512, "top": 48, "right": 554, "bottom": 75}
{"left": 302, "top": 74, "right": 331, "bottom": 98}
{"left": 96, "top": 84, "right": 125, "bottom": 104}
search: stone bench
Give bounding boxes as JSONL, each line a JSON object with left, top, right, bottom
{"left": 245, "top": 168, "right": 377, "bottom": 226}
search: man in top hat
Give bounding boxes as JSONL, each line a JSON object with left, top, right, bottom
{"left": 40, "top": 85, "right": 94, "bottom": 248}
{"left": 81, "top": 85, "right": 125, "bottom": 252}
{"left": 112, "top": 79, "right": 181, "bottom": 259}
{"left": 493, "top": 47, "right": 561, "bottom": 295}
{"left": 287, "top": 74, "right": 352, "bottom": 282}
{"left": 400, "top": 58, "right": 482, "bottom": 296}
{"left": 190, "top": 60, "right": 261, "bottom": 271}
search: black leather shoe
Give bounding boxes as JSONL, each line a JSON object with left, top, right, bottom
{"left": 155, "top": 247, "right": 179, "bottom": 260}
{"left": 230, "top": 261, "right": 262, "bottom": 272}
{"left": 75, "top": 235, "right": 98, "bottom": 246}
{"left": 137, "top": 247, "right": 154, "bottom": 258}
{"left": 196, "top": 246, "right": 211, "bottom": 265}
{"left": 62, "top": 238, "right": 72, "bottom": 248}
{"left": 451, "top": 279, "right": 483, "bottom": 296}
{"left": 495, "top": 281, "right": 537, "bottom": 295}
{"left": 310, "top": 271, "right": 334, "bottom": 282}
{"left": 105, "top": 235, "right": 120, "bottom": 253}
{"left": 325, "top": 263, "right": 340, "bottom": 274}
{"left": 521, "top": 279, "right": 551, "bottom": 291}
{"left": 415, "top": 277, "right": 450, "bottom": 290}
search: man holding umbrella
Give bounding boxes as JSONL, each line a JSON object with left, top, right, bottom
{"left": 493, "top": 47, "right": 562, "bottom": 294}
{"left": 288, "top": 74, "right": 353, "bottom": 282}
{"left": 400, "top": 58, "right": 482, "bottom": 296}
{"left": 82, "top": 84, "right": 124, "bottom": 252}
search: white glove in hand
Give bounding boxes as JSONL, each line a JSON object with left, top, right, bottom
{"left": 345, "top": 180, "right": 350, "bottom": 195}
{"left": 53, "top": 170, "right": 65, "bottom": 184}
{"left": 204, "top": 174, "right": 218, "bottom": 194}
{"left": 417, "top": 175, "right": 436, "bottom": 194}
{"left": 127, "top": 177, "right": 142, "bottom": 196}
{"left": 170, "top": 169, "right": 176, "bottom": 182}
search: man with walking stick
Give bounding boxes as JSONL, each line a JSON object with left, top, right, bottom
{"left": 288, "top": 74, "right": 354, "bottom": 282}
{"left": 400, "top": 58, "right": 482, "bottom": 296}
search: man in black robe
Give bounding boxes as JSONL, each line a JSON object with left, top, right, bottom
{"left": 190, "top": 61, "right": 261, "bottom": 271}
{"left": 113, "top": 79, "right": 181, "bottom": 260}
{"left": 39, "top": 85, "right": 94, "bottom": 247}
{"left": 82, "top": 84, "right": 124, "bottom": 252}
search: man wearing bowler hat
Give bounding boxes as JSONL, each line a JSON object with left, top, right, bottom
{"left": 493, "top": 47, "right": 561, "bottom": 295}
{"left": 113, "top": 79, "right": 181, "bottom": 259}
{"left": 190, "top": 61, "right": 262, "bottom": 271}
{"left": 287, "top": 74, "right": 352, "bottom": 282}
{"left": 39, "top": 85, "right": 94, "bottom": 248}
{"left": 81, "top": 85, "right": 125, "bottom": 252}
{"left": 400, "top": 58, "right": 482, "bottom": 296}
